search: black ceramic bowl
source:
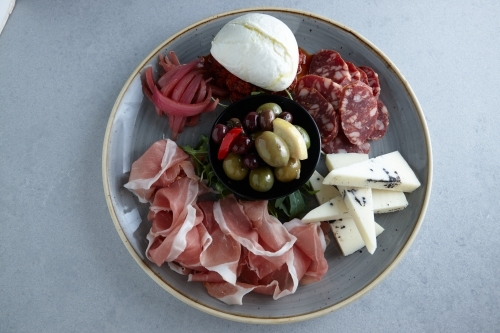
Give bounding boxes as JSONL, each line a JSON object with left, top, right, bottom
{"left": 208, "top": 94, "right": 321, "bottom": 201}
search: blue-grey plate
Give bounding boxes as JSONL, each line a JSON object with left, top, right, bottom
{"left": 102, "top": 7, "right": 432, "bottom": 324}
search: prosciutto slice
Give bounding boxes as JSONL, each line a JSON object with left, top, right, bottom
{"left": 213, "top": 196, "right": 296, "bottom": 279}
{"left": 124, "top": 139, "right": 329, "bottom": 305}
{"left": 192, "top": 201, "right": 241, "bottom": 285}
{"left": 145, "top": 177, "right": 205, "bottom": 266}
{"left": 284, "top": 219, "right": 328, "bottom": 284}
{"left": 124, "top": 139, "right": 197, "bottom": 203}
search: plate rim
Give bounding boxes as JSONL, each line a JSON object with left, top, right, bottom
{"left": 102, "top": 6, "right": 433, "bottom": 324}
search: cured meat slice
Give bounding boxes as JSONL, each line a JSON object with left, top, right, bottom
{"left": 368, "top": 100, "right": 390, "bottom": 140}
{"left": 357, "top": 66, "right": 369, "bottom": 86}
{"left": 284, "top": 219, "right": 328, "bottom": 284}
{"left": 196, "top": 201, "right": 241, "bottom": 284}
{"left": 213, "top": 195, "right": 296, "bottom": 279}
{"left": 339, "top": 81, "right": 378, "bottom": 145}
{"left": 204, "top": 281, "right": 257, "bottom": 305}
{"left": 346, "top": 61, "right": 361, "bottom": 82}
{"left": 358, "top": 66, "right": 381, "bottom": 98}
{"left": 124, "top": 139, "right": 197, "bottom": 203}
{"left": 145, "top": 177, "right": 205, "bottom": 266}
{"left": 295, "top": 87, "right": 339, "bottom": 143}
{"left": 295, "top": 74, "right": 343, "bottom": 110}
{"left": 321, "top": 130, "right": 371, "bottom": 154}
{"left": 308, "top": 50, "right": 351, "bottom": 84}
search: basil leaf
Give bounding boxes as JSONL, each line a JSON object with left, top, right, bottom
{"left": 287, "top": 190, "right": 307, "bottom": 219}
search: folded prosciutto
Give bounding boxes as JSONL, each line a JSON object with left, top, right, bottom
{"left": 124, "top": 139, "right": 329, "bottom": 305}
{"left": 124, "top": 139, "right": 197, "bottom": 203}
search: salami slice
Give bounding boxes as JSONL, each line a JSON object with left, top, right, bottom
{"left": 346, "top": 61, "right": 361, "bottom": 82}
{"left": 368, "top": 100, "right": 389, "bottom": 140}
{"left": 321, "top": 130, "right": 370, "bottom": 154}
{"left": 295, "top": 87, "right": 339, "bottom": 143}
{"left": 357, "top": 66, "right": 369, "bottom": 86}
{"left": 339, "top": 81, "right": 378, "bottom": 145}
{"left": 295, "top": 75, "right": 343, "bottom": 110}
{"left": 309, "top": 50, "right": 351, "bottom": 85}
{"left": 358, "top": 66, "right": 381, "bottom": 98}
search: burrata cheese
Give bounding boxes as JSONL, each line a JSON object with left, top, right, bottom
{"left": 210, "top": 13, "right": 299, "bottom": 92}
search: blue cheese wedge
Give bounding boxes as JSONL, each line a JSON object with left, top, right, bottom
{"left": 330, "top": 218, "right": 384, "bottom": 256}
{"left": 323, "top": 151, "right": 421, "bottom": 192}
{"left": 309, "top": 170, "right": 340, "bottom": 204}
{"left": 302, "top": 195, "right": 350, "bottom": 223}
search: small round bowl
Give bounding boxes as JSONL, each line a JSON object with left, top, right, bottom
{"left": 208, "top": 94, "right": 321, "bottom": 201}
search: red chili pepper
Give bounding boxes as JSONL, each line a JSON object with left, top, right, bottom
{"left": 218, "top": 127, "right": 243, "bottom": 160}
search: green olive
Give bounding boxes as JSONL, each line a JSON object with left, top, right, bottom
{"left": 256, "top": 102, "right": 282, "bottom": 116}
{"left": 249, "top": 166, "right": 274, "bottom": 192}
{"left": 294, "top": 125, "right": 311, "bottom": 149}
{"left": 255, "top": 131, "right": 290, "bottom": 167}
{"left": 274, "top": 157, "right": 301, "bottom": 182}
{"left": 223, "top": 152, "right": 249, "bottom": 180}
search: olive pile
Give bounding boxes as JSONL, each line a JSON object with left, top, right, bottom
{"left": 211, "top": 102, "right": 311, "bottom": 192}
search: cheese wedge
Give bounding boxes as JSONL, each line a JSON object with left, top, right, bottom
{"left": 330, "top": 218, "right": 384, "bottom": 256}
{"left": 326, "top": 153, "right": 408, "bottom": 213}
{"left": 302, "top": 196, "right": 350, "bottom": 223}
{"left": 325, "top": 153, "right": 368, "bottom": 171}
{"left": 309, "top": 170, "right": 340, "bottom": 204}
{"left": 302, "top": 190, "right": 408, "bottom": 223}
{"left": 340, "top": 187, "right": 376, "bottom": 254}
{"left": 372, "top": 189, "right": 408, "bottom": 213}
{"left": 324, "top": 152, "right": 377, "bottom": 253}
{"left": 323, "top": 151, "right": 421, "bottom": 192}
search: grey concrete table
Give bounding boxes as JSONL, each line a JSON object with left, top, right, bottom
{"left": 1, "top": 1, "right": 499, "bottom": 332}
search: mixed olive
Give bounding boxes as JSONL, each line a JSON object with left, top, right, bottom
{"left": 212, "top": 102, "right": 311, "bottom": 192}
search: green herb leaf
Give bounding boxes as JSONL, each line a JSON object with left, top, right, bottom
{"left": 274, "top": 196, "right": 290, "bottom": 217}
{"left": 287, "top": 190, "right": 307, "bottom": 219}
{"left": 301, "top": 181, "right": 320, "bottom": 196}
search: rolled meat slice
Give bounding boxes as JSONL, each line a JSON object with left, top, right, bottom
{"left": 339, "top": 81, "right": 378, "bottom": 145}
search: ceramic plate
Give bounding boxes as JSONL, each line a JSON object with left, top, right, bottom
{"left": 102, "top": 7, "right": 432, "bottom": 323}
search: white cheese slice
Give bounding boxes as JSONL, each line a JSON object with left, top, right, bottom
{"left": 325, "top": 152, "right": 376, "bottom": 253}
{"left": 302, "top": 195, "right": 350, "bottom": 223}
{"left": 372, "top": 189, "right": 408, "bottom": 213}
{"left": 302, "top": 190, "right": 408, "bottom": 223}
{"left": 323, "top": 151, "right": 421, "bottom": 192}
{"left": 340, "top": 187, "right": 376, "bottom": 254}
{"left": 325, "top": 153, "right": 368, "bottom": 171}
{"left": 330, "top": 218, "right": 384, "bottom": 256}
{"left": 327, "top": 154, "right": 408, "bottom": 213}
{"left": 309, "top": 170, "right": 340, "bottom": 204}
